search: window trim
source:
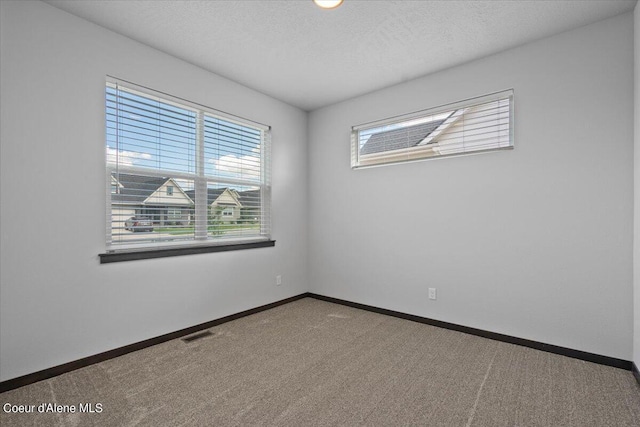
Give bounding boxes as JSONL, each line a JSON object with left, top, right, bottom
{"left": 103, "top": 76, "right": 272, "bottom": 260}
{"left": 351, "top": 89, "right": 514, "bottom": 169}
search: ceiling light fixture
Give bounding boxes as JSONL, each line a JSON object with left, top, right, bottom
{"left": 313, "top": 0, "right": 344, "bottom": 10}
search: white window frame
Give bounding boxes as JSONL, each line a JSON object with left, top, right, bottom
{"left": 167, "top": 208, "right": 182, "bottom": 220}
{"left": 103, "top": 77, "right": 272, "bottom": 259}
{"left": 351, "top": 90, "right": 514, "bottom": 169}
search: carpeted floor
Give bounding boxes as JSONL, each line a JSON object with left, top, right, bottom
{"left": 1, "top": 297, "right": 639, "bottom": 426}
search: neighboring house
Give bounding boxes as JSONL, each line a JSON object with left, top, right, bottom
{"left": 192, "top": 188, "right": 242, "bottom": 222}
{"left": 111, "top": 173, "right": 261, "bottom": 228}
{"left": 110, "top": 173, "right": 194, "bottom": 228}
{"left": 185, "top": 188, "right": 252, "bottom": 223}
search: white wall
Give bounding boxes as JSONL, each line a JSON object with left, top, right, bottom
{"left": 0, "top": 1, "right": 308, "bottom": 382}
{"left": 308, "top": 13, "right": 634, "bottom": 360}
{"left": 634, "top": 2, "right": 640, "bottom": 369}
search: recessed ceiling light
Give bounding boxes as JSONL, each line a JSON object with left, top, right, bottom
{"left": 313, "top": 0, "right": 344, "bottom": 10}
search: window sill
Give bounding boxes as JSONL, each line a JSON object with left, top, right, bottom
{"left": 99, "top": 240, "right": 275, "bottom": 263}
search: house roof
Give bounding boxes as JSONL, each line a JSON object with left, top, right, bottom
{"left": 113, "top": 173, "right": 261, "bottom": 208}
{"left": 184, "top": 188, "right": 261, "bottom": 208}
{"left": 360, "top": 119, "right": 447, "bottom": 155}
{"left": 111, "top": 173, "right": 171, "bottom": 204}
{"left": 184, "top": 188, "right": 227, "bottom": 205}
{"left": 238, "top": 189, "right": 261, "bottom": 208}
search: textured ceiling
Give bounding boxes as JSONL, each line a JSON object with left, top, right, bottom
{"left": 44, "top": 0, "right": 637, "bottom": 111}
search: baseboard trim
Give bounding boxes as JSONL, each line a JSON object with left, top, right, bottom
{"left": 2, "top": 291, "right": 633, "bottom": 393}
{"left": 307, "top": 293, "right": 633, "bottom": 371}
{"left": 0, "top": 293, "right": 308, "bottom": 393}
{"left": 633, "top": 363, "right": 640, "bottom": 386}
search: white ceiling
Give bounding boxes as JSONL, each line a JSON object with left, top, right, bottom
{"left": 45, "top": 0, "right": 637, "bottom": 111}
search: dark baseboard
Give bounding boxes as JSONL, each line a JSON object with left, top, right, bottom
{"left": 2, "top": 291, "right": 633, "bottom": 393}
{"left": 306, "top": 293, "right": 633, "bottom": 371}
{"left": 0, "top": 293, "right": 308, "bottom": 393}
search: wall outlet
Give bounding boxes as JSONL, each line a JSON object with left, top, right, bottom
{"left": 428, "top": 288, "right": 437, "bottom": 300}
{"left": 276, "top": 275, "right": 282, "bottom": 286}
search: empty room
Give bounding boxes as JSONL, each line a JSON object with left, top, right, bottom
{"left": 1, "top": 0, "right": 640, "bottom": 425}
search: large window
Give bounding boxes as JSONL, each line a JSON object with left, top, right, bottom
{"left": 104, "top": 78, "right": 271, "bottom": 258}
{"left": 351, "top": 90, "right": 513, "bottom": 168}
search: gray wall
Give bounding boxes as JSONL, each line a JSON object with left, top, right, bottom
{"left": 308, "top": 13, "right": 634, "bottom": 360}
{"left": 0, "top": 1, "right": 308, "bottom": 381}
{"left": 634, "top": 2, "right": 640, "bottom": 369}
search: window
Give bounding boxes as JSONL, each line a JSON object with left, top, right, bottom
{"left": 167, "top": 208, "right": 182, "bottom": 220}
{"left": 351, "top": 90, "right": 513, "bottom": 168}
{"left": 103, "top": 77, "right": 272, "bottom": 259}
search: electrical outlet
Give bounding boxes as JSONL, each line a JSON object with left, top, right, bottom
{"left": 428, "top": 288, "right": 437, "bottom": 300}
{"left": 276, "top": 275, "right": 282, "bottom": 286}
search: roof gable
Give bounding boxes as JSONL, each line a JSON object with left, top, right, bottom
{"left": 111, "top": 173, "right": 168, "bottom": 204}
{"left": 143, "top": 178, "right": 194, "bottom": 206}
{"left": 185, "top": 188, "right": 257, "bottom": 207}
{"left": 185, "top": 188, "right": 226, "bottom": 205}
{"left": 111, "top": 174, "right": 194, "bottom": 206}
{"left": 212, "top": 188, "right": 241, "bottom": 207}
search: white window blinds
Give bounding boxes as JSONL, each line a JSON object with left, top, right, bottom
{"left": 105, "top": 78, "right": 271, "bottom": 252}
{"left": 351, "top": 90, "right": 513, "bottom": 168}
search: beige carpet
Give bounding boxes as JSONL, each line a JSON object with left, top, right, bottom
{"left": 1, "top": 298, "right": 639, "bottom": 426}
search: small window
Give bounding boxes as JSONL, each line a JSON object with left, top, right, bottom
{"left": 167, "top": 208, "right": 182, "bottom": 220}
{"left": 351, "top": 90, "right": 513, "bottom": 168}
{"left": 166, "top": 186, "right": 174, "bottom": 196}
